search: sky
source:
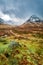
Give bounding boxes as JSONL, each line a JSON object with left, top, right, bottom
{"left": 0, "top": 0, "right": 43, "bottom": 25}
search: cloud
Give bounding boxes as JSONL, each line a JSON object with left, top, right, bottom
{"left": 0, "top": 0, "right": 43, "bottom": 18}
{"left": 0, "top": 11, "right": 11, "bottom": 21}
{"left": 0, "top": 11, "right": 26, "bottom": 25}
{"left": 0, "top": 0, "right": 43, "bottom": 25}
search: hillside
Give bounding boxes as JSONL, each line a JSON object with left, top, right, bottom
{"left": 14, "top": 21, "right": 43, "bottom": 34}
{"left": 0, "top": 15, "right": 43, "bottom": 39}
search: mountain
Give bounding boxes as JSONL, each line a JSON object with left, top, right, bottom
{"left": 22, "top": 15, "right": 43, "bottom": 27}
{"left": 13, "top": 15, "right": 43, "bottom": 34}
{"left": 0, "top": 18, "right": 4, "bottom": 24}
{"left": 26, "top": 15, "right": 43, "bottom": 23}
{"left": 0, "top": 18, "right": 15, "bottom": 29}
{"left": 0, "top": 18, "right": 16, "bottom": 26}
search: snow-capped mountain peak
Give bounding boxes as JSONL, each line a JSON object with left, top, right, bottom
{"left": 27, "top": 15, "right": 41, "bottom": 22}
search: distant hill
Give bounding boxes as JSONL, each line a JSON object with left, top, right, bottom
{"left": 0, "top": 24, "right": 14, "bottom": 30}
{"left": 0, "top": 18, "right": 4, "bottom": 24}
{"left": 13, "top": 15, "right": 43, "bottom": 34}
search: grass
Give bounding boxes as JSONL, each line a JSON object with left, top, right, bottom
{"left": 0, "top": 34, "right": 43, "bottom": 65}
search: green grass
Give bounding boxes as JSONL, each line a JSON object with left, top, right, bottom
{"left": 0, "top": 36, "right": 43, "bottom": 65}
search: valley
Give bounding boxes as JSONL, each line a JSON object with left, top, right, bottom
{"left": 0, "top": 16, "right": 43, "bottom": 65}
